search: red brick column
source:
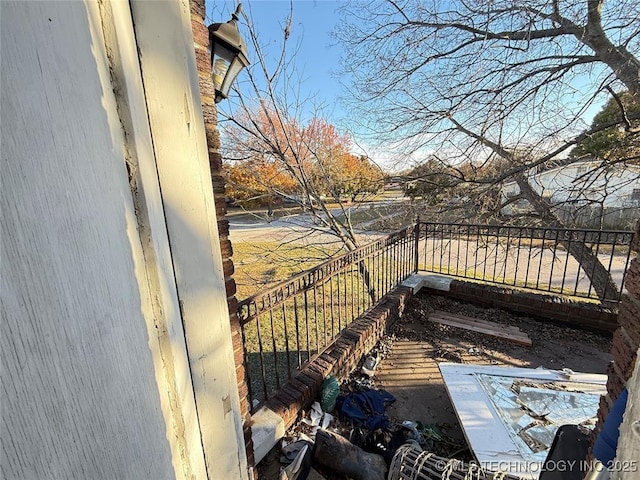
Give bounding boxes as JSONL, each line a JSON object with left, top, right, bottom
{"left": 591, "top": 219, "right": 640, "bottom": 454}
{"left": 188, "top": 0, "right": 255, "bottom": 473}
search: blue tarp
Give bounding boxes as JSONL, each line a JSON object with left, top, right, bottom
{"left": 337, "top": 389, "right": 396, "bottom": 430}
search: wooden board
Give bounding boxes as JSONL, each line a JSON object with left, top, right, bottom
{"left": 432, "top": 310, "right": 523, "bottom": 332}
{"left": 429, "top": 311, "right": 533, "bottom": 346}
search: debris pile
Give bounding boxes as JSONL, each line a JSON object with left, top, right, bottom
{"left": 273, "top": 288, "right": 613, "bottom": 479}
{"left": 275, "top": 338, "right": 464, "bottom": 480}
{"left": 278, "top": 384, "right": 423, "bottom": 480}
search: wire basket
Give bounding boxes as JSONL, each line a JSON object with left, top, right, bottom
{"left": 388, "top": 446, "right": 521, "bottom": 480}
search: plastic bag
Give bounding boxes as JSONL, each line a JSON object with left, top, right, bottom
{"left": 320, "top": 375, "right": 339, "bottom": 413}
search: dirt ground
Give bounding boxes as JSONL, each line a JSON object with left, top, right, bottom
{"left": 258, "top": 291, "right": 613, "bottom": 479}
{"left": 394, "top": 292, "right": 612, "bottom": 374}
{"left": 379, "top": 292, "right": 612, "bottom": 446}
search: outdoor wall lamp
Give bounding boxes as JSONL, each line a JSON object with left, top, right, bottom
{"left": 208, "top": 4, "right": 250, "bottom": 103}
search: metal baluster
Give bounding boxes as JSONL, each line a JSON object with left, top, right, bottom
{"left": 293, "top": 294, "right": 301, "bottom": 369}
{"left": 503, "top": 226, "right": 511, "bottom": 283}
{"left": 456, "top": 224, "right": 461, "bottom": 276}
{"left": 535, "top": 229, "right": 546, "bottom": 290}
{"left": 268, "top": 306, "right": 280, "bottom": 391}
{"left": 548, "top": 229, "right": 560, "bottom": 293}
{"left": 492, "top": 226, "right": 499, "bottom": 282}
{"left": 471, "top": 225, "right": 478, "bottom": 279}
{"left": 514, "top": 227, "right": 523, "bottom": 287}
{"left": 588, "top": 231, "right": 603, "bottom": 299}
{"left": 240, "top": 322, "right": 256, "bottom": 411}
{"left": 253, "top": 312, "right": 268, "bottom": 402}
{"left": 303, "top": 289, "right": 311, "bottom": 363}
{"left": 313, "top": 284, "right": 319, "bottom": 356}
{"left": 282, "top": 298, "right": 292, "bottom": 380}
{"left": 464, "top": 225, "right": 470, "bottom": 278}
{"left": 413, "top": 217, "right": 426, "bottom": 273}
{"left": 525, "top": 227, "right": 535, "bottom": 288}
{"left": 573, "top": 230, "right": 588, "bottom": 297}
{"left": 351, "top": 263, "right": 356, "bottom": 321}
{"left": 617, "top": 233, "right": 633, "bottom": 302}
{"left": 482, "top": 227, "right": 490, "bottom": 281}
{"left": 560, "top": 230, "right": 571, "bottom": 295}
{"left": 321, "top": 280, "right": 328, "bottom": 349}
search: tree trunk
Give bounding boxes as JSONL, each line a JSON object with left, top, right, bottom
{"left": 514, "top": 174, "right": 619, "bottom": 301}
{"left": 342, "top": 235, "right": 378, "bottom": 304}
{"left": 358, "top": 259, "right": 377, "bottom": 303}
{"left": 581, "top": 0, "right": 640, "bottom": 98}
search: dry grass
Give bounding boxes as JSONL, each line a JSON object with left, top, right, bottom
{"left": 233, "top": 241, "right": 343, "bottom": 299}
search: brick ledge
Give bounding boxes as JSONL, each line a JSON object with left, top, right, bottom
{"left": 262, "top": 286, "right": 413, "bottom": 432}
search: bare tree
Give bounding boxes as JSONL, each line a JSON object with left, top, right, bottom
{"left": 336, "top": 0, "right": 639, "bottom": 300}
{"left": 335, "top": 0, "right": 639, "bottom": 189}
{"left": 217, "top": 3, "right": 387, "bottom": 298}
{"left": 337, "top": 0, "right": 639, "bottom": 144}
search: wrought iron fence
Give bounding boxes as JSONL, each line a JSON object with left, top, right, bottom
{"left": 238, "top": 225, "right": 417, "bottom": 410}
{"left": 417, "top": 222, "right": 633, "bottom": 303}
{"left": 237, "top": 220, "right": 633, "bottom": 410}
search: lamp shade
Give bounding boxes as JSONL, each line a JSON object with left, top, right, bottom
{"left": 208, "top": 5, "right": 250, "bottom": 103}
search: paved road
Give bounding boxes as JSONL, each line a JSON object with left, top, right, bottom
{"left": 229, "top": 209, "right": 629, "bottom": 299}
{"left": 229, "top": 202, "right": 626, "bottom": 300}
{"left": 228, "top": 204, "right": 388, "bottom": 245}
{"left": 418, "top": 237, "right": 628, "bottom": 299}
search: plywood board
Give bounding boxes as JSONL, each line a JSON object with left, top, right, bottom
{"left": 430, "top": 311, "right": 532, "bottom": 346}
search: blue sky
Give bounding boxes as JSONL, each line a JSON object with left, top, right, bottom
{"left": 207, "top": 1, "right": 401, "bottom": 168}
{"left": 208, "top": 1, "right": 347, "bottom": 123}
{"left": 206, "top": 1, "right": 610, "bottom": 171}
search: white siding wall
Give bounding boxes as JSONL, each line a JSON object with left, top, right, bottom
{"left": 502, "top": 162, "right": 640, "bottom": 209}
{"left": 129, "top": 0, "right": 249, "bottom": 476}
{"left": 0, "top": 2, "right": 176, "bottom": 478}
{"left": 1, "top": 1, "right": 246, "bottom": 478}
{"left": 532, "top": 163, "right": 640, "bottom": 207}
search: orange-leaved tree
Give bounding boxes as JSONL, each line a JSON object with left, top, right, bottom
{"left": 334, "top": 154, "right": 384, "bottom": 203}
{"left": 225, "top": 156, "right": 299, "bottom": 210}
{"left": 217, "top": 6, "right": 389, "bottom": 301}
{"left": 223, "top": 105, "right": 381, "bottom": 252}
{"left": 300, "top": 119, "right": 383, "bottom": 202}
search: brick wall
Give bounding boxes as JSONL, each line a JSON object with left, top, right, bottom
{"left": 188, "top": 0, "right": 255, "bottom": 472}
{"left": 265, "top": 286, "right": 413, "bottom": 428}
{"left": 590, "top": 219, "right": 640, "bottom": 455}
{"left": 428, "top": 280, "right": 619, "bottom": 334}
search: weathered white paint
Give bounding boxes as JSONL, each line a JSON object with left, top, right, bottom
{"left": 1, "top": 1, "right": 177, "bottom": 478}
{"left": 252, "top": 406, "right": 286, "bottom": 464}
{"left": 129, "top": 0, "right": 249, "bottom": 477}
{"left": 98, "top": 0, "right": 208, "bottom": 477}
{"left": 439, "top": 364, "right": 607, "bottom": 480}
{"left": 613, "top": 343, "right": 640, "bottom": 480}
{"left": 2, "top": 0, "right": 247, "bottom": 478}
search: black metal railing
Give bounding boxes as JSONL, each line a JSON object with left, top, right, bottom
{"left": 238, "top": 221, "right": 633, "bottom": 411}
{"left": 238, "top": 225, "right": 417, "bottom": 410}
{"left": 417, "top": 222, "right": 633, "bottom": 303}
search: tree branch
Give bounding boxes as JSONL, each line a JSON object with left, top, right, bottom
{"left": 605, "top": 85, "right": 640, "bottom": 133}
